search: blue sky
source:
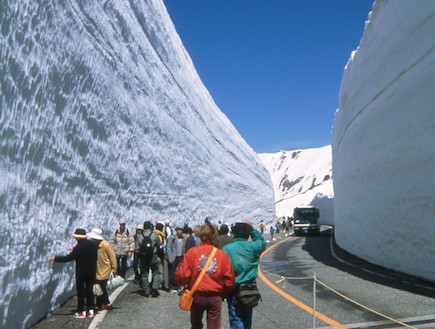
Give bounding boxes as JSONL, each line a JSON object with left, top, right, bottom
{"left": 163, "top": 0, "right": 374, "bottom": 153}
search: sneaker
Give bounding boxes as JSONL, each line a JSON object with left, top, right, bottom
{"left": 87, "top": 309, "right": 94, "bottom": 318}
{"left": 74, "top": 311, "right": 86, "bottom": 318}
{"left": 102, "top": 303, "right": 113, "bottom": 310}
{"left": 170, "top": 289, "right": 178, "bottom": 294}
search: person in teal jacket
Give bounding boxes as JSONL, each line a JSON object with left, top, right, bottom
{"left": 223, "top": 221, "right": 266, "bottom": 329}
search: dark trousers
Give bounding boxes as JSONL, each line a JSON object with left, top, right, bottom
{"left": 141, "top": 256, "right": 162, "bottom": 293}
{"left": 116, "top": 255, "right": 128, "bottom": 278}
{"left": 191, "top": 295, "right": 222, "bottom": 329}
{"left": 95, "top": 279, "right": 110, "bottom": 308}
{"left": 168, "top": 256, "right": 183, "bottom": 290}
{"left": 76, "top": 276, "right": 94, "bottom": 313}
{"left": 133, "top": 254, "right": 141, "bottom": 281}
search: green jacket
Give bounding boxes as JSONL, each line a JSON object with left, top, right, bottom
{"left": 223, "top": 229, "right": 266, "bottom": 284}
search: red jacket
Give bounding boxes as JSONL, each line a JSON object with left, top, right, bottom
{"left": 175, "top": 243, "right": 235, "bottom": 297}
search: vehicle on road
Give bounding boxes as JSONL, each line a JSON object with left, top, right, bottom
{"left": 293, "top": 206, "right": 320, "bottom": 236}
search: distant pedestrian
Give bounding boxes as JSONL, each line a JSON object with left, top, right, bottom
{"left": 185, "top": 227, "right": 196, "bottom": 253}
{"left": 214, "top": 224, "right": 233, "bottom": 249}
{"left": 109, "top": 218, "right": 135, "bottom": 279}
{"left": 88, "top": 228, "right": 117, "bottom": 312}
{"left": 223, "top": 222, "right": 266, "bottom": 329}
{"left": 258, "top": 220, "right": 266, "bottom": 237}
{"left": 136, "top": 221, "right": 162, "bottom": 297}
{"left": 176, "top": 223, "right": 235, "bottom": 329}
{"left": 167, "top": 226, "right": 187, "bottom": 293}
{"left": 165, "top": 221, "right": 173, "bottom": 239}
{"left": 155, "top": 222, "right": 167, "bottom": 291}
{"left": 48, "top": 228, "right": 97, "bottom": 318}
{"left": 133, "top": 224, "right": 144, "bottom": 283}
{"left": 270, "top": 225, "right": 275, "bottom": 239}
{"left": 185, "top": 225, "right": 201, "bottom": 254}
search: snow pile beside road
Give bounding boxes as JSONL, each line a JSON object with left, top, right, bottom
{"left": 332, "top": 0, "right": 435, "bottom": 281}
{"left": 0, "top": 0, "right": 274, "bottom": 327}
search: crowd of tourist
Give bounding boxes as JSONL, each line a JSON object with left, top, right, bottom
{"left": 49, "top": 217, "right": 272, "bottom": 328}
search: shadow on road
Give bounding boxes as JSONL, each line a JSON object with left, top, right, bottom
{"left": 302, "top": 228, "right": 435, "bottom": 299}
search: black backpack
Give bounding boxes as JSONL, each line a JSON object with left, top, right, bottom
{"left": 139, "top": 232, "right": 154, "bottom": 259}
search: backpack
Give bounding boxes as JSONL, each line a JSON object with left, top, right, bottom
{"left": 139, "top": 232, "right": 154, "bottom": 259}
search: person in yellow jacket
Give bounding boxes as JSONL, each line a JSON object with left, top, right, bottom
{"left": 155, "top": 222, "right": 167, "bottom": 290}
{"left": 88, "top": 228, "right": 117, "bottom": 311}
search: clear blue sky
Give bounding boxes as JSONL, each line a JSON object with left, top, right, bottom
{"left": 163, "top": 0, "right": 374, "bottom": 153}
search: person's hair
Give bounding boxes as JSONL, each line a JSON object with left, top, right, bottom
{"left": 196, "top": 223, "right": 217, "bottom": 244}
{"left": 143, "top": 221, "right": 153, "bottom": 229}
{"left": 232, "top": 223, "right": 252, "bottom": 240}
{"left": 186, "top": 227, "right": 193, "bottom": 234}
{"left": 218, "top": 224, "right": 229, "bottom": 235}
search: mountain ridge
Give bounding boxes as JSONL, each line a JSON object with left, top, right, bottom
{"left": 258, "top": 145, "right": 334, "bottom": 226}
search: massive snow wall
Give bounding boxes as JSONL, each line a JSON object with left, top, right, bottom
{"left": 0, "top": 0, "right": 275, "bottom": 327}
{"left": 332, "top": 0, "right": 435, "bottom": 281}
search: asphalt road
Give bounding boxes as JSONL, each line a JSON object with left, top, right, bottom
{"left": 31, "top": 230, "right": 435, "bottom": 329}
{"left": 260, "top": 228, "right": 435, "bottom": 328}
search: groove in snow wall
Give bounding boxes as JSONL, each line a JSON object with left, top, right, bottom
{"left": 0, "top": 0, "right": 275, "bottom": 327}
{"left": 332, "top": 0, "right": 435, "bottom": 281}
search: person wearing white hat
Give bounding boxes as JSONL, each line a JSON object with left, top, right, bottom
{"left": 88, "top": 228, "right": 117, "bottom": 312}
{"left": 109, "top": 218, "right": 135, "bottom": 279}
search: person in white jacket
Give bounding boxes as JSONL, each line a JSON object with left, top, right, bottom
{"left": 109, "top": 218, "right": 135, "bottom": 279}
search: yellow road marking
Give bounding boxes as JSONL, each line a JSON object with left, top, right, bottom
{"left": 259, "top": 236, "right": 347, "bottom": 329}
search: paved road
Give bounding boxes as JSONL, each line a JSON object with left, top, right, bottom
{"left": 260, "top": 229, "right": 435, "bottom": 328}
{"left": 32, "top": 230, "right": 435, "bottom": 328}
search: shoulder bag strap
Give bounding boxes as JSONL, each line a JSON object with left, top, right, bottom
{"left": 189, "top": 247, "right": 217, "bottom": 295}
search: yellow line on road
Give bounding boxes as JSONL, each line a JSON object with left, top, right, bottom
{"left": 258, "top": 236, "right": 347, "bottom": 329}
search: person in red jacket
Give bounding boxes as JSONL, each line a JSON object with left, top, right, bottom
{"left": 176, "top": 223, "right": 235, "bottom": 329}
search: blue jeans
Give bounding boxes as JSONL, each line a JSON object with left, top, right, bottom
{"left": 227, "top": 295, "right": 253, "bottom": 329}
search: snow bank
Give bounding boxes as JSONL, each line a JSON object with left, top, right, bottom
{"left": 332, "top": 0, "right": 435, "bottom": 281}
{"left": 0, "top": 0, "right": 274, "bottom": 327}
{"left": 258, "top": 145, "right": 334, "bottom": 226}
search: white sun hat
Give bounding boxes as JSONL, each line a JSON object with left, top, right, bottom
{"left": 87, "top": 228, "right": 104, "bottom": 240}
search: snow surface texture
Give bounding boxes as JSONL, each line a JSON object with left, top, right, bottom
{"left": 332, "top": 0, "right": 435, "bottom": 281}
{"left": 0, "top": 0, "right": 275, "bottom": 327}
{"left": 258, "top": 146, "right": 334, "bottom": 226}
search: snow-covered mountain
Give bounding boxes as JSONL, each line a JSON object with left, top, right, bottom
{"left": 332, "top": 0, "right": 435, "bottom": 281}
{"left": 258, "top": 145, "right": 334, "bottom": 226}
{"left": 0, "top": 0, "right": 274, "bottom": 327}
